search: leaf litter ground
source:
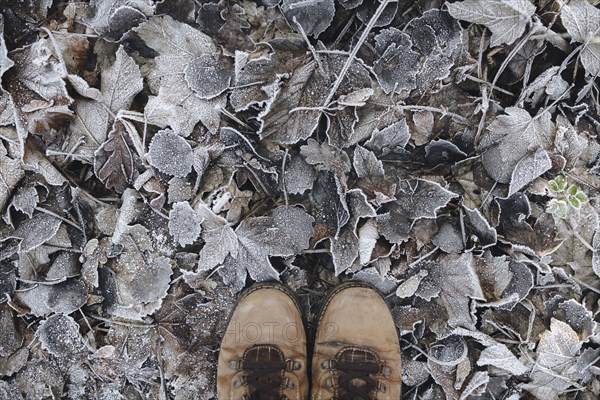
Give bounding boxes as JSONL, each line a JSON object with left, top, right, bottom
{"left": 0, "top": 0, "right": 600, "bottom": 399}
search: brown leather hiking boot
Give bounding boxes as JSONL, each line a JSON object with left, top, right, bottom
{"left": 311, "top": 282, "right": 401, "bottom": 400}
{"left": 217, "top": 283, "right": 309, "bottom": 400}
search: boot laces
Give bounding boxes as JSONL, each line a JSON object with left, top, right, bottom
{"left": 329, "top": 347, "right": 385, "bottom": 400}
{"left": 240, "top": 345, "right": 288, "bottom": 400}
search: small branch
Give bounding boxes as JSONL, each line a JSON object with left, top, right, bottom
{"left": 321, "top": 0, "right": 397, "bottom": 108}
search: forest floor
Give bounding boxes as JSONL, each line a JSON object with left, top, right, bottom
{"left": 1, "top": 0, "right": 600, "bottom": 399}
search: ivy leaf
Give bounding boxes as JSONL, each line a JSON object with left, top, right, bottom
{"left": 223, "top": 206, "right": 314, "bottom": 290}
{"left": 560, "top": 0, "right": 600, "bottom": 76}
{"left": 480, "top": 107, "right": 553, "bottom": 183}
{"left": 378, "top": 179, "right": 457, "bottom": 243}
{"left": 447, "top": 0, "right": 536, "bottom": 47}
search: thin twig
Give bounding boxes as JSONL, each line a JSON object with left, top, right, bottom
{"left": 321, "top": 0, "right": 397, "bottom": 108}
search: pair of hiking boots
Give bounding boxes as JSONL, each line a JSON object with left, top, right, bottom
{"left": 217, "top": 282, "right": 402, "bottom": 400}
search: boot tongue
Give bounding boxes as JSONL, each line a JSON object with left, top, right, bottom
{"left": 242, "top": 345, "right": 285, "bottom": 400}
{"left": 335, "top": 348, "right": 380, "bottom": 400}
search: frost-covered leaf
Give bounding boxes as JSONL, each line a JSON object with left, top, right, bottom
{"left": 425, "top": 139, "right": 467, "bottom": 167}
{"left": 84, "top": 0, "right": 153, "bottom": 41}
{"left": 259, "top": 53, "right": 371, "bottom": 144}
{"left": 14, "top": 213, "right": 61, "bottom": 252}
{"left": 373, "top": 29, "right": 419, "bottom": 95}
{"left": 284, "top": 153, "right": 316, "bottom": 195}
{"left": 147, "top": 129, "right": 193, "bottom": 177}
{"left": 46, "top": 251, "right": 79, "bottom": 282}
{"left": 555, "top": 115, "right": 587, "bottom": 168}
{"left": 553, "top": 299, "right": 596, "bottom": 341}
{"left": 480, "top": 107, "right": 553, "bottom": 183}
{"left": 196, "top": 1, "right": 255, "bottom": 53}
{"left": 104, "top": 46, "right": 143, "bottom": 114}
{"left": 523, "top": 318, "right": 583, "bottom": 399}
{"left": 168, "top": 201, "right": 203, "bottom": 247}
{"left": 130, "top": 256, "right": 172, "bottom": 303}
{"left": 389, "top": 179, "right": 456, "bottom": 220}
{"left": 0, "top": 143, "right": 23, "bottom": 212}
{"left": 560, "top": 0, "right": 600, "bottom": 76}
{"left": 409, "top": 253, "right": 485, "bottom": 329}
{"left": 46, "top": 279, "right": 88, "bottom": 314}
{"left": 230, "top": 44, "right": 281, "bottom": 112}
{"left": 300, "top": 138, "right": 351, "bottom": 176}
{"left": 65, "top": 45, "right": 142, "bottom": 160}
{"left": 593, "top": 226, "right": 600, "bottom": 280}
{"left": 508, "top": 148, "right": 552, "bottom": 196}
{"left": 357, "top": 219, "right": 378, "bottom": 265}
{"left": 447, "top": 0, "right": 536, "bottom": 46}
{"left": 477, "top": 343, "right": 529, "bottom": 375}
{"left": 4, "top": 38, "right": 73, "bottom": 149}
{"left": 331, "top": 189, "right": 376, "bottom": 275}
{"left": 184, "top": 54, "right": 232, "bottom": 100}
{"left": 0, "top": 303, "right": 22, "bottom": 358}
{"left": 282, "top": 0, "right": 335, "bottom": 37}
{"left": 9, "top": 185, "right": 40, "bottom": 218}
{"left": 353, "top": 267, "right": 398, "bottom": 294}
{"left": 37, "top": 314, "right": 86, "bottom": 357}
{"left": 93, "top": 119, "right": 140, "bottom": 193}
{"left": 353, "top": 145, "right": 384, "bottom": 179}
{"left": 311, "top": 170, "right": 349, "bottom": 241}
{"left": 356, "top": 0, "right": 398, "bottom": 27}
{"left": 364, "top": 119, "right": 410, "bottom": 157}
{"left": 0, "top": 16, "right": 13, "bottom": 79}
{"left": 404, "top": 10, "right": 463, "bottom": 94}
{"left": 433, "top": 219, "right": 464, "bottom": 253}
{"left": 196, "top": 202, "right": 238, "bottom": 271}
{"left": 135, "top": 16, "right": 225, "bottom": 136}
{"left": 464, "top": 206, "right": 497, "bottom": 248}
{"left": 378, "top": 179, "right": 457, "bottom": 243}
{"left": 226, "top": 206, "right": 314, "bottom": 287}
